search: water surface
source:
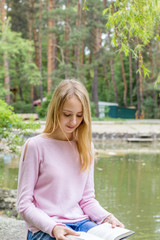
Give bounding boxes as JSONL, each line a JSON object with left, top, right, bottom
{"left": 94, "top": 141, "right": 160, "bottom": 240}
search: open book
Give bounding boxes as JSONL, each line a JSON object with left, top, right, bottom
{"left": 67, "top": 222, "right": 135, "bottom": 240}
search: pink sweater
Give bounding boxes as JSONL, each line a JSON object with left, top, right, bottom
{"left": 17, "top": 135, "right": 110, "bottom": 237}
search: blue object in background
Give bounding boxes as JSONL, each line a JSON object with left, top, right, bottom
{"left": 3, "top": 154, "right": 12, "bottom": 164}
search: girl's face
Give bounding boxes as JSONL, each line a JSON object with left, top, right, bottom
{"left": 58, "top": 95, "right": 83, "bottom": 140}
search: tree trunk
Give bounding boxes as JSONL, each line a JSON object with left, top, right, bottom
{"left": 148, "top": 42, "right": 156, "bottom": 117}
{"left": 33, "top": 0, "right": 39, "bottom": 70}
{"left": 119, "top": 49, "right": 127, "bottom": 107}
{"left": 19, "top": 82, "right": 24, "bottom": 102}
{"left": 92, "top": 63, "right": 99, "bottom": 117}
{"left": 103, "top": 65, "right": 110, "bottom": 89}
{"left": 33, "top": 25, "right": 39, "bottom": 101}
{"left": 156, "top": 25, "right": 160, "bottom": 74}
{"left": 65, "top": 0, "right": 69, "bottom": 67}
{"left": 135, "top": 58, "right": 140, "bottom": 119}
{"left": 28, "top": 0, "right": 34, "bottom": 104}
{"left": 115, "top": 25, "right": 127, "bottom": 107}
{"left": 129, "top": 52, "right": 133, "bottom": 106}
{"left": 110, "top": 57, "right": 119, "bottom": 103}
{"left": 148, "top": 42, "right": 154, "bottom": 80}
{"left": 88, "top": 52, "right": 92, "bottom": 64}
{"left": 0, "top": 0, "right": 5, "bottom": 22}
{"left": 91, "top": 25, "right": 102, "bottom": 117}
{"left": 74, "top": 0, "right": 80, "bottom": 68}
{"left": 39, "top": 0, "right": 43, "bottom": 101}
{"left": 107, "top": 28, "right": 118, "bottom": 103}
{"left": 135, "top": 51, "right": 144, "bottom": 119}
{"left": 138, "top": 50, "right": 144, "bottom": 118}
{"left": 47, "top": 0, "right": 56, "bottom": 93}
{"left": 81, "top": 9, "right": 85, "bottom": 65}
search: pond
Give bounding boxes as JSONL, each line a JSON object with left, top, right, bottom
{"left": 94, "top": 140, "right": 160, "bottom": 240}
{"left": 0, "top": 140, "right": 160, "bottom": 240}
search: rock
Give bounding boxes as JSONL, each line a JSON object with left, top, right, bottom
{"left": 0, "top": 189, "right": 26, "bottom": 239}
{"left": 0, "top": 189, "right": 18, "bottom": 217}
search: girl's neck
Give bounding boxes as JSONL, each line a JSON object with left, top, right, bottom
{"left": 50, "top": 129, "right": 73, "bottom": 141}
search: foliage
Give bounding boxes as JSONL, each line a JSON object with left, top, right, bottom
{"left": 103, "top": 0, "right": 160, "bottom": 77}
{"left": 11, "top": 101, "right": 34, "bottom": 113}
{"left": 36, "top": 94, "right": 52, "bottom": 119}
{"left": 83, "top": 0, "right": 89, "bottom": 11}
{"left": 143, "top": 96, "right": 159, "bottom": 119}
{"left": 0, "top": 83, "right": 8, "bottom": 99}
{"left": 0, "top": 99, "right": 40, "bottom": 151}
{"left": 90, "top": 102, "right": 96, "bottom": 118}
{"left": 0, "top": 0, "right": 160, "bottom": 119}
{"left": 0, "top": 20, "right": 41, "bottom": 97}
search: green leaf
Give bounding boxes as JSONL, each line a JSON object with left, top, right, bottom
{"left": 83, "top": 0, "right": 89, "bottom": 11}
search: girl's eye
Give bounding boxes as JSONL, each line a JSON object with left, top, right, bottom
{"left": 64, "top": 113, "right": 71, "bottom": 117}
{"left": 63, "top": 112, "right": 83, "bottom": 118}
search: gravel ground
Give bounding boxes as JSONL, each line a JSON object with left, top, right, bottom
{"left": 35, "top": 119, "right": 160, "bottom": 135}
{"left": 0, "top": 215, "right": 26, "bottom": 240}
{"left": 91, "top": 120, "right": 160, "bottom": 134}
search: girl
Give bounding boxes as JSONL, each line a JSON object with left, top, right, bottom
{"left": 17, "top": 79, "right": 124, "bottom": 240}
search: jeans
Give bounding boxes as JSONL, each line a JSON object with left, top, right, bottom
{"left": 27, "top": 219, "right": 97, "bottom": 240}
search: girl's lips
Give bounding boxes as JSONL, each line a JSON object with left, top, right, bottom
{"left": 67, "top": 125, "right": 75, "bottom": 129}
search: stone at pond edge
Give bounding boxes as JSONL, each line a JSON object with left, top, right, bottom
{"left": 0, "top": 188, "right": 18, "bottom": 217}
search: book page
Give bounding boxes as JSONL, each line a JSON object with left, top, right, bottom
{"left": 67, "top": 232, "right": 102, "bottom": 240}
{"left": 88, "top": 222, "right": 135, "bottom": 240}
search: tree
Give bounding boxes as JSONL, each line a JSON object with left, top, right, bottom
{"left": 129, "top": 52, "right": 133, "bottom": 106}
{"left": 47, "top": 0, "right": 56, "bottom": 93}
{"left": 64, "top": 0, "right": 70, "bottom": 66}
{"left": 1, "top": 0, "right": 160, "bottom": 119}
{"left": 0, "top": 25, "right": 41, "bottom": 103}
{"left": 104, "top": 0, "right": 160, "bottom": 117}
{"left": 39, "top": 0, "right": 43, "bottom": 101}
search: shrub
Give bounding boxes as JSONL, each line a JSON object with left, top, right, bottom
{"left": 0, "top": 99, "right": 40, "bottom": 151}
{"left": 11, "top": 101, "right": 34, "bottom": 113}
{"left": 36, "top": 94, "right": 52, "bottom": 118}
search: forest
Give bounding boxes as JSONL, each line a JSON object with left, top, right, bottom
{"left": 0, "top": 0, "right": 160, "bottom": 119}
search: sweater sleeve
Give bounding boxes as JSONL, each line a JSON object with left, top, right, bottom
{"left": 16, "top": 138, "right": 59, "bottom": 237}
{"left": 79, "top": 144, "right": 111, "bottom": 224}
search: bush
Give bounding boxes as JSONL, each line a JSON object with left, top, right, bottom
{"left": 36, "top": 94, "right": 52, "bottom": 118}
{"left": 90, "top": 102, "right": 96, "bottom": 118}
{"left": 0, "top": 99, "right": 40, "bottom": 151}
{"left": 11, "top": 101, "right": 34, "bottom": 113}
{"left": 143, "top": 96, "right": 155, "bottom": 119}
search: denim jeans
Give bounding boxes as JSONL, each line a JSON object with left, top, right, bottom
{"left": 27, "top": 219, "right": 97, "bottom": 240}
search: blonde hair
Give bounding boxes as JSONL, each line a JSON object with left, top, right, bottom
{"left": 43, "top": 79, "right": 92, "bottom": 171}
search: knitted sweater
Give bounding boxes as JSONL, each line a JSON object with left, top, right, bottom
{"left": 17, "top": 135, "right": 110, "bottom": 237}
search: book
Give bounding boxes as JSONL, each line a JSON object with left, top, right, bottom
{"left": 67, "top": 222, "right": 135, "bottom": 240}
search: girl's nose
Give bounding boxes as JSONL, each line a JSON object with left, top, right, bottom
{"left": 70, "top": 115, "right": 76, "bottom": 125}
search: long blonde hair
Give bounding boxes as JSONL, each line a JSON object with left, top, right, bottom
{"left": 43, "top": 79, "right": 92, "bottom": 171}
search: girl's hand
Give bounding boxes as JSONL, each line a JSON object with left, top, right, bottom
{"left": 103, "top": 214, "right": 125, "bottom": 228}
{"left": 53, "top": 225, "right": 80, "bottom": 240}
